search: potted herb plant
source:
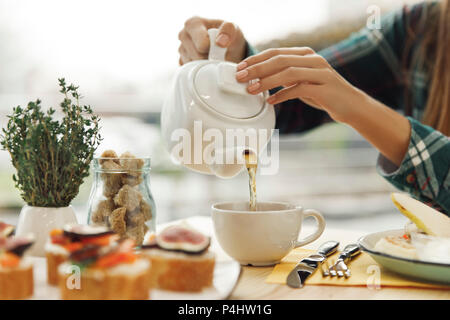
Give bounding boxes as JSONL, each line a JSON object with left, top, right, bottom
{"left": 0, "top": 79, "right": 101, "bottom": 256}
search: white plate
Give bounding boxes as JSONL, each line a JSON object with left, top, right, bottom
{"left": 358, "top": 229, "right": 450, "bottom": 284}
{"left": 29, "top": 257, "right": 241, "bottom": 300}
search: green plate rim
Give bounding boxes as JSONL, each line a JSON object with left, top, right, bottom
{"left": 358, "top": 230, "right": 450, "bottom": 268}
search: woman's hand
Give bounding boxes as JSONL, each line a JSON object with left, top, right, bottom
{"left": 235, "top": 47, "right": 364, "bottom": 124}
{"left": 178, "top": 17, "right": 247, "bottom": 65}
{"left": 236, "top": 47, "right": 411, "bottom": 166}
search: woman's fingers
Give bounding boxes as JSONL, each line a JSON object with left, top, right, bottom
{"left": 236, "top": 54, "right": 329, "bottom": 82}
{"left": 178, "top": 31, "right": 207, "bottom": 61}
{"left": 247, "top": 67, "right": 330, "bottom": 94}
{"left": 238, "top": 47, "right": 315, "bottom": 70}
{"left": 184, "top": 18, "right": 211, "bottom": 54}
{"left": 183, "top": 18, "right": 238, "bottom": 53}
{"left": 179, "top": 16, "right": 247, "bottom": 64}
{"left": 217, "top": 21, "right": 238, "bottom": 47}
{"left": 266, "top": 83, "right": 323, "bottom": 105}
{"left": 178, "top": 45, "right": 191, "bottom": 65}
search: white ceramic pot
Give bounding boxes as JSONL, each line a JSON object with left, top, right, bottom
{"left": 15, "top": 205, "right": 78, "bottom": 257}
{"left": 161, "top": 28, "right": 275, "bottom": 178}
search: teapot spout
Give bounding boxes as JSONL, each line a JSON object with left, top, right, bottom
{"left": 208, "top": 147, "right": 256, "bottom": 179}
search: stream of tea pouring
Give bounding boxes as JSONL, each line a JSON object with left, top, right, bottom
{"left": 244, "top": 150, "right": 258, "bottom": 211}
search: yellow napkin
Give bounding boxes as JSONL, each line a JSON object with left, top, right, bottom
{"left": 266, "top": 248, "right": 450, "bottom": 289}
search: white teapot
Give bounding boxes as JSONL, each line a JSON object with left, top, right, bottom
{"left": 161, "top": 29, "right": 275, "bottom": 178}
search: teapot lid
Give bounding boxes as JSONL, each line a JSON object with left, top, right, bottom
{"left": 192, "top": 29, "right": 267, "bottom": 119}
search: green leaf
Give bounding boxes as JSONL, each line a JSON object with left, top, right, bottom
{"left": 0, "top": 79, "right": 102, "bottom": 207}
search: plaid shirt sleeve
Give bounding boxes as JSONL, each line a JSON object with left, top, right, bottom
{"left": 377, "top": 118, "right": 450, "bottom": 216}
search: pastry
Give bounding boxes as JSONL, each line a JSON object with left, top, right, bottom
{"left": 0, "top": 235, "right": 34, "bottom": 299}
{"left": 374, "top": 193, "right": 450, "bottom": 259}
{"left": 45, "top": 224, "right": 117, "bottom": 285}
{"left": 0, "top": 222, "right": 14, "bottom": 238}
{"left": 141, "top": 224, "right": 214, "bottom": 292}
{"left": 374, "top": 234, "right": 418, "bottom": 259}
{"left": 58, "top": 238, "right": 151, "bottom": 300}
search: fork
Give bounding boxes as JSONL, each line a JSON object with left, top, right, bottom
{"left": 321, "top": 258, "right": 334, "bottom": 277}
{"left": 321, "top": 244, "right": 361, "bottom": 278}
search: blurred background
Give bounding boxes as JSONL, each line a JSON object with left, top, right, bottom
{"left": 0, "top": 0, "right": 421, "bottom": 231}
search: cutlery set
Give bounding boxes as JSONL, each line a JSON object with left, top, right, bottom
{"left": 286, "top": 241, "right": 361, "bottom": 288}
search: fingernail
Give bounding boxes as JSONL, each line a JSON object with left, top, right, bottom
{"left": 216, "top": 33, "right": 230, "bottom": 47}
{"left": 247, "top": 82, "right": 261, "bottom": 92}
{"left": 237, "top": 61, "right": 247, "bottom": 70}
{"left": 267, "top": 96, "right": 276, "bottom": 104}
{"left": 236, "top": 69, "right": 248, "bottom": 80}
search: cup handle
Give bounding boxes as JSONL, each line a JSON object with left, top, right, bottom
{"left": 293, "top": 209, "right": 326, "bottom": 248}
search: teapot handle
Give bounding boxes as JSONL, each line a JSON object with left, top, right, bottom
{"left": 208, "top": 29, "right": 227, "bottom": 61}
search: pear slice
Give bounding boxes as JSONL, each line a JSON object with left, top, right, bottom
{"left": 391, "top": 193, "right": 450, "bottom": 237}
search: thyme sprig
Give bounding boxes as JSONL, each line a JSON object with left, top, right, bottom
{"left": 0, "top": 78, "right": 102, "bottom": 207}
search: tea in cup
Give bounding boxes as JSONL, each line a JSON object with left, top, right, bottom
{"left": 211, "top": 201, "right": 325, "bottom": 266}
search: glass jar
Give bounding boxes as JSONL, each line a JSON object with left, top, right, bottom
{"left": 87, "top": 156, "right": 156, "bottom": 245}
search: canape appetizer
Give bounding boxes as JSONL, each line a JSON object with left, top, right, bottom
{"left": 58, "top": 236, "right": 151, "bottom": 300}
{"left": 374, "top": 193, "right": 450, "bottom": 260}
{"left": 46, "top": 224, "right": 117, "bottom": 285}
{"left": 0, "top": 222, "right": 14, "bottom": 238}
{"left": 0, "top": 235, "right": 34, "bottom": 299}
{"left": 374, "top": 230, "right": 419, "bottom": 259}
{"left": 141, "top": 224, "right": 215, "bottom": 292}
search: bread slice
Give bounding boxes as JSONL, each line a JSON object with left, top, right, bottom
{"left": 391, "top": 193, "right": 450, "bottom": 237}
{"left": 46, "top": 251, "right": 68, "bottom": 285}
{"left": 58, "top": 259, "right": 151, "bottom": 300}
{"left": 141, "top": 248, "right": 215, "bottom": 292}
{"left": 0, "top": 262, "right": 34, "bottom": 299}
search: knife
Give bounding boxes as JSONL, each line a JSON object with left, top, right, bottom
{"left": 286, "top": 241, "right": 339, "bottom": 288}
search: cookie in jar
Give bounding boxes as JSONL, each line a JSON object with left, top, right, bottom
{"left": 88, "top": 150, "right": 156, "bottom": 245}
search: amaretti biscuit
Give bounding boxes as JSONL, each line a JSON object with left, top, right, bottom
{"left": 109, "top": 207, "right": 127, "bottom": 235}
{"left": 91, "top": 198, "right": 115, "bottom": 224}
{"left": 114, "top": 185, "right": 142, "bottom": 212}
{"left": 91, "top": 150, "right": 153, "bottom": 245}
{"left": 99, "top": 149, "right": 120, "bottom": 165}
{"left": 119, "top": 152, "right": 144, "bottom": 176}
{"left": 101, "top": 160, "right": 123, "bottom": 198}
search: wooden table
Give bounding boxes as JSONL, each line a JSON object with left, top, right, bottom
{"left": 170, "top": 216, "right": 450, "bottom": 300}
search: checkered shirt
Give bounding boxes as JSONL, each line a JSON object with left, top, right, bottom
{"left": 246, "top": 2, "right": 450, "bottom": 215}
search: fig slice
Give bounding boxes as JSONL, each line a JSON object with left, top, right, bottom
{"left": 0, "top": 222, "right": 15, "bottom": 238}
{"left": 0, "top": 235, "right": 34, "bottom": 257}
{"left": 156, "top": 224, "right": 210, "bottom": 253}
{"left": 63, "top": 224, "right": 114, "bottom": 241}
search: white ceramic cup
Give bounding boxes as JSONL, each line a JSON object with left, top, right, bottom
{"left": 211, "top": 201, "right": 326, "bottom": 266}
